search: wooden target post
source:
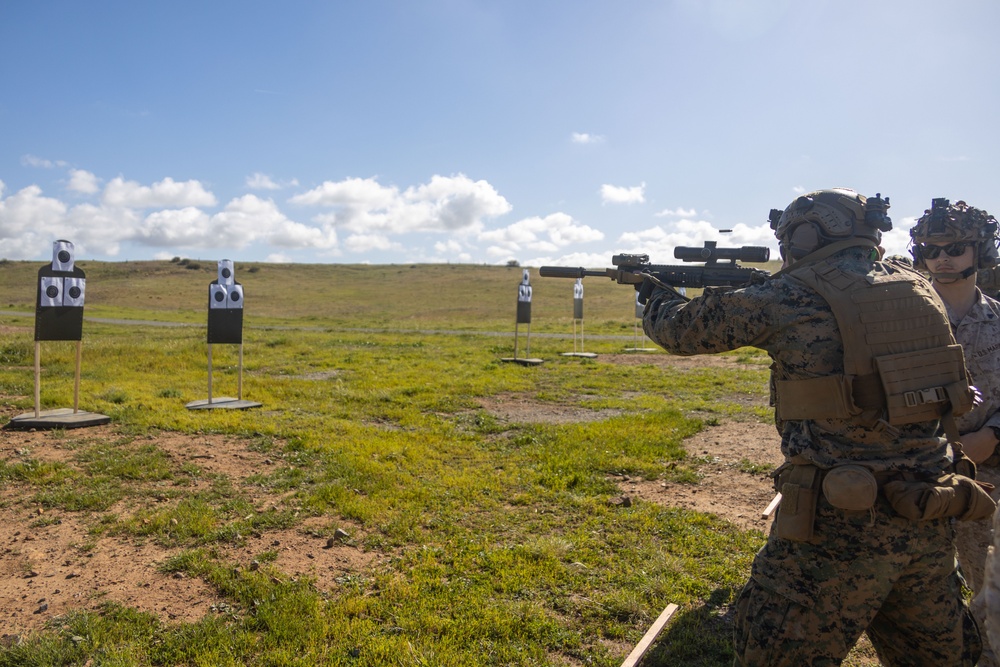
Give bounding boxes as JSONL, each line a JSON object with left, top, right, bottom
{"left": 7, "top": 240, "right": 109, "bottom": 430}
{"left": 500, "top": 269, "right": 543, "bottom": 366}
{"left": 562, "top": 278, "right": 596, "bottom": 358}
{"left": 186, "top": 260, "right": 261, "bottom": 410}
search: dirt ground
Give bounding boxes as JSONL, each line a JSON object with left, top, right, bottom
{"left": 0, "top": 351, "right": 879, "bottom": 663}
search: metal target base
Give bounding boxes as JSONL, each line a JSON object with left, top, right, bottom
{"left": 6, "top": 408, "right": 110, "bottom": 430}
{"left": 623, "top": 347, "right": 657, "bottom": 353}
{"left": 186, "top": 397, "right": 262, "bottom": 410}
{"left": 561, "top": 352, "right": 598, "bottom": 358}
{"left": 499, "top": 357, "right": 544, "bottom": 366}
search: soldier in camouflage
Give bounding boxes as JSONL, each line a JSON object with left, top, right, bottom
{"left": 643, "top": 188, "right": 983, "bottom": 666}
{"left": 910, "top": 198, "right": 1000, "bottom": 667}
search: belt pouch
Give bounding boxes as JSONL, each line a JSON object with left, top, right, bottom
{"left": 776, "top": 465, "right": 820, "bottom": 542}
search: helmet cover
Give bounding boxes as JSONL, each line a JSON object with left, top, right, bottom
{"left": 910, "top": 198, "right": 999, "bottom": 270}
{"left": 769, "top": 188, "right": 891, "bottom": 261}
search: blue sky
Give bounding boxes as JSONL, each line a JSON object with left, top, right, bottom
{"left": 2, "top": 0, "right": 998, "bottom": 267}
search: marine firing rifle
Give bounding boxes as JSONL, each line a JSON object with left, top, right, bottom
{"left": 538, "top": 241, "right": 772, "bottom": 303}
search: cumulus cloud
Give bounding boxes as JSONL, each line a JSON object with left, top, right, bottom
{"left": 127, "top": 194, "right": 332, "bottom": 252}
{"left": 479, "top": 212, "right": 604, "bottom": 259}
{"left": 0, "top": 185, "right": 72, "bottom": 258}
{"left": 601, "top": 182, "right": 646, "bottom": 205}
{"left": 67, "top": 169, "right": 101, "bottom": 194}
{"left": 291, "top": 174, "right": 512, "bottom": 235}
{"left": 571, "top": 132, "right": 605, "bottom": 144}
{"left": 102, "top": 176, "right": 217, "bottom": 209}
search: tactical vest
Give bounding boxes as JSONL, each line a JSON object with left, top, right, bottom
{"left": 774, "top": 243, "right": 975, "bottom": 430}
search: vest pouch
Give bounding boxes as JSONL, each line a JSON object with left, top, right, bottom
{"left": 775, "top": 465, "right": 821, "bottom": 542}
{"left": 875, "top": 344, "right": 973, "bottom": 425}
{"left": 822, "top": 465, "right": 878, "bottom": 511}
{"left": 775, "top": 375, "right": 855, "bottom": 421}
{"left": 883, "top": 473, "right": 996, "bottom": 522}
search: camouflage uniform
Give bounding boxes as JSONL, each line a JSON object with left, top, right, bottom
{"left": 643, "top": 246, "right": 981, "bottom": 666}
{"left": 950, "top": 290, "right": 1000, "bottom": 664}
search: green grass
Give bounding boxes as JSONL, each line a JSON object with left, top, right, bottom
{"left": 0, "top": 263, "right": 780, "bottom": 666}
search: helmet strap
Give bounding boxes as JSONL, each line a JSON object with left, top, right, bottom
{"left": 929, "top": 267, "right": 977, "bottom": 282}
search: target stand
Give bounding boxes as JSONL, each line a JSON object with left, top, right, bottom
{"left": 500, "top": 269, "right": 543, "bottom": 366}
{"left": 186, "top": 260, "right": 261, "bottom": 411}
{"left": 561, "top": 280, "right": 597, "bottom": 358}
{"left": 561, "top": 318, "right": 597, "bottom": 359}
{"left": 7, "top": 241, "right": 110, "bottom": 431}
{"left": 624, "top": 291, "right": 656, "bottom": 353}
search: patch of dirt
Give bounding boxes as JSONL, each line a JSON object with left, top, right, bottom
{"left": 476, "top": 394, "right": 625, "bottom": 425}
{"left": 0, "top": 425, "right": 376, "bottom": 638}
{"left": 620, "top": 420, "right": 783, "bottom": 532}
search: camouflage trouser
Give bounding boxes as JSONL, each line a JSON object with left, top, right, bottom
{"left": 955, "top": 466, "right": 1000, "bottom": 667}
{"left": 733, "top": 495, "right": 981, "bottom": 666}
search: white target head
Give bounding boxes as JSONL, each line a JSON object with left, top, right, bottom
{"left": 218, "top": 259, "right": 235, "bottom": 285}
{"left": 52, "top": 240, "right": 75, "bottom": 272}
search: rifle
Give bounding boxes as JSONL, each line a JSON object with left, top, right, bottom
{"left": 539, "top": 241, "right": 771, "bottom": 302}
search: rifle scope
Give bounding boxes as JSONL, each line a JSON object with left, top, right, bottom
{"left": 673, "top": 244, "right": 770, "bottom": 263}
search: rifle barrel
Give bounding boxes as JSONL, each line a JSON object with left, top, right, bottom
{"left": 538, "top": 266, "right": 607, "bottom": 279}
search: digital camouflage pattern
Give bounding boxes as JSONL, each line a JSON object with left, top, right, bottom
{"left": 643, "top": 246, "right": 980, "bottom": 665}
{"left": 644, "top": 248, "right": 953, "bottom": 473}
{"left": 733, "top": 496, "right": 978, "bottom": 666}
{"left": 950, "top": 290, "right": 1000, "bottom": 666}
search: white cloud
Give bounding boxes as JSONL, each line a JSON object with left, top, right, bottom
{"left": 246, "top": 173, "right": 281, "bottom": 190}
{"left": 344, "top": 233, "right": 400, "bottom": 253}
{"left": 880, "top": 218, "right": 916, "bottom": 258}
{"left": 246, "top": 172, "right": 299, "bottom": 190}
{"left": 601, "top": 182, "right": 646, "bottom": 205}
{"left": 291, "top": 174, "right": 512, "bottom": 235}
{"left": 792, "top": 186, "right": 806, "bottom": 194}
{"left": 102, "top": 176, "right": 217, "bottom": 209}
{"left": 0, "top": 185, "right": 71, "bottom": 258}
{"left": 479, "top": 212, "right": 604, "bottom": 259}
{"left": 265, "top": 253, "right": 292, "bottom": 263}
{"left": 67, "top": 169, "right": 100, "bottom": 194}
{"left": 655, "top": 206, "right": 699, "bottom": 218}
{"left": 21, "top": 154, "right": 67, "bottom": 169}
{"left": 126, "top": 194, "right": 333, "bottom": 252}
{"left": 134, "top": 207, "right": 215, "bottom": 247}
{"left": 571, "top": 132, "right": 605, "bottom": 144}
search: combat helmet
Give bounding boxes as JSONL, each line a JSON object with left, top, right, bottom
{"left": 768, "top": 188, "right": 892, "bottom": 262}
{"left": 909, "top": 198, "right": 999, "bottom": 272}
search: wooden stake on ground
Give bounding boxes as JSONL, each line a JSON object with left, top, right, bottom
{"left": 620, "top": 603, "right": 679, "bottom": 667}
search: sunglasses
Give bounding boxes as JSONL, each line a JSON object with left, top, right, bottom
{"left": 919, "top": 242, "right": 972, "bottom": 259}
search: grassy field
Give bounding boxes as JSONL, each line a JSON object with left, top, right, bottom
{"left": 0, "top": 260, "right": 786, "bottom": 666}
